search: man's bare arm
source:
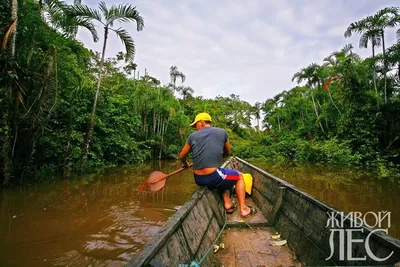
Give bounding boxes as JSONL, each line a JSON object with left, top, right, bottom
{"left": 179, "top": 142, "right": 191, "bottom": 167}
{"left": 223, "top": 139, "right": 231, "bottom": 157}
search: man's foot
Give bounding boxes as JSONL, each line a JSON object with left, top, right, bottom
{"left": 240, "top": 206, "right": 257, "bottom": 218}
{"left": 225, "top": 204, "right": 237, "bottom": 214}
{"left": 233, "top": 159, "right": 239, "bottom": 170}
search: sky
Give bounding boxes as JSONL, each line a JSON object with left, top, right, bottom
{"left": 74, "top": 0, "right": 399, "bottom": 106}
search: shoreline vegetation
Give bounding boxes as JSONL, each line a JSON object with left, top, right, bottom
{"left": 1, "top": 2, "right": 400, "bottom": 186}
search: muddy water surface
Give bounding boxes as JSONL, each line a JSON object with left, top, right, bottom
{"left": 0, "top": 161, "right": 197, "bottom": 266}
{"left": 0, "top": 160, "right": 399, "bottom": 266}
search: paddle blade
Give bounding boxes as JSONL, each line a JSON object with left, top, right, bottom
{"left": 137, "top": 171, "right": 168, "bottom": 192}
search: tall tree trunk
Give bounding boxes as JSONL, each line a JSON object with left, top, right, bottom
{"left": 328, "top": 90, "right": 341, "bottom": 114}
{"left": 2, "top": 112, "right": 12, "bottom": 185}
{"left": 372, "top": 44, "right": 378, "bottom": 95}
{"left": 157, "top": 114, "right": 161, "bottom": 134}
{"left": 10, "top": 0, "right": 17, "bottom": 57}
{"left": 277, "top": 114, "right": 281, "bottom": 132}
{"left": 64, "top": 106, "right": 73, "bottom": 176}
{"left": 3, "top": 0, "right": 18, "bottom": 184}
{"left": 153, "top": 109, "right": 156, "bottom": 137}
{"left": 83, "top": 27, "right": 109, "bottom": 159}
{"left": 309, "top": 86, "right": 325, "bottom": 135}
{"left": 371, "top": 44, "right": 379, "bottom": 108}
{"left": 382, "top": 32, "right": 387, "bottom": 104}
{"left": 143, "top": 110, "right": 147, "bottom": 138}
{"left": 159, "top": 118, "right": 165, "bottom": 160}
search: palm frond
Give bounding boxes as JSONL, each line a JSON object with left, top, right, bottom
{"left": 359, "top": 33, "right": 369, "bottom": 48}
{"left": 66, "top": 4, "right": 102, "bottom": 23}
{"left": 75, "top": 18, "right": 99, "bottom": 42}
{"left": 178, "top": 71, "right": 186, "bottom": 83}
{"left": 167, "top": 83, "right": 175, "bottom": 93}
{"left": 291, "top": 71, "right": 301, "bottom": 82}
{"left": 344, "top": 22, "right": 363, "bottom": 37}
{"left": 375, "top": 6, "right": 399, "bottom": 18}
{"left": 341, "top": 44, "right": 354, "bottom": 54}
{"left": 43, "top": 0, "right": 68, "bottom": 29}
{"left": 323, "top": 55, "right": 337, "bottom": 66}
{"left": 2, "top": 19, "right": 17, "bottom": 50}
{"left": 98, "top": 1, "right": 111, "bottom": 21}
{"left": 372, "top": 34, "right": 382, "bottom": 47}
{"left": 169, "top": 66, "right": 186, "bottom": 84}
{"left": 170, "top": 66, "right": 177, "bottom": 72}
{"left": 169, "top": 66, "right": 178, "bottom": 81}
{"left": 108, "top": 4, "right": 144, "bottom": 31}
{"left": 113, "top": 27, "right": 135, "bottom": 61}
{"left": 44, "top": 0, "right": 67, "bottom": 15}
{"left": 397, "top": 28, "right": 400, "bottom": 41}
{"left": 182, "top": 86, "right": 194, "bottom": 95}
{"left": 344, "top": 17, "right": 374, "bottom": 38}
{"left": 344, "top": 26, "right": 353, "bottom": 38}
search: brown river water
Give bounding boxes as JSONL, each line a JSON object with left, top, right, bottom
{"left": 0, "top": 160, "right": 399, "bottom": 266}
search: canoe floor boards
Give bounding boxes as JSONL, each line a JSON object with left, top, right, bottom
{"left": 211, "top": 197, "right": 302, "bottom": 267}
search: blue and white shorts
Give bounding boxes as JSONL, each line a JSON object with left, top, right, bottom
{"left": 193, "top": 168, "right": 240, "bottom": 191}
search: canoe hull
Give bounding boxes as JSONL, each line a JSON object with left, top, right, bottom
{"left": 128, "top": 186, "right": 226, "bottom": 267}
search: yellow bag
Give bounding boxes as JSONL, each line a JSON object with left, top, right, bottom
{"left": 242, "top": 173, "right": 253, "bottom": 195}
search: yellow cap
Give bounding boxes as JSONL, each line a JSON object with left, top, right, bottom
{"left": 190, "top": 112, "right": 212, "bottom": 127}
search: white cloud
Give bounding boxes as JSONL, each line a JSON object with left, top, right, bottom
{"left": 74, "top": 0, "right": 399, "bottom": 105}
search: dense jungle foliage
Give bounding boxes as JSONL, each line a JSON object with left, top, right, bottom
{"left": 1, "top": 1, "right": 400, "bottom": 185}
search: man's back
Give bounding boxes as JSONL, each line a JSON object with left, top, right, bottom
{"left": 188, "top": 127, "right": 228, "bottom": 170}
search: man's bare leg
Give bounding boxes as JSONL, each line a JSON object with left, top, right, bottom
{"left": 222, "top": 190, "right": 233, "bottom": 210}
{"left": 235, "top": 174, "right": 251, "bottom": 216}
{"left": 222, "top": 173, "right": 250, "bottom": 216}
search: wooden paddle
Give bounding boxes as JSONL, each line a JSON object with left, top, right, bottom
{"left": 137, "top": 164, "right": 193, "bottom": 192}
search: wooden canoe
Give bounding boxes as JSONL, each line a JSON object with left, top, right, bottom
{"left": 128, "top": 157, "right": 400, "bottom": 266}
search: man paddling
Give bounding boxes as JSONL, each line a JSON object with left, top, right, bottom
{"left": 179, "top": 112, "right": 256, "bottom": 218}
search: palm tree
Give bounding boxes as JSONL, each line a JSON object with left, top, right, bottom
{"left": 169, "top": 66, "right": 186, "bottom": 96}
{"left": 360, "top": 29, "right": 382, "bottom": 94}
{"left": 66, "top": 1, "right": 144, "bottom": 159}
{"left": 253, "top": 102, "right": 262, "bottom": 130}
{"left": 176, "top": 85, "right": 194, "bottom": 101}
{"left": 323, "top": 55, "right": 338, "bottom": 67}
{"left": 177, "top": 85, "right": 194, "bottom": 114}
{"left": 345, "top": 7, "right": 399, "bottom": 103}
{"left": 292, "top": 63, "right": 326, "bottom": 134}
{"left": 345, "top": 16, "right": 380, "bottom": 97}
{"left": 262, "top": 99, "right": 277, "bottom": 131}
{"left": 325, "top": 44, "right": 355, "bottom": 65}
